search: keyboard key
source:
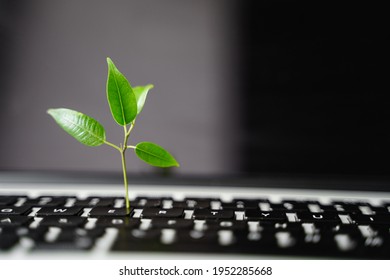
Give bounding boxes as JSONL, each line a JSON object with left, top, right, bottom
{"left": 170, "top": 229, "right": 223, "bottom": 252}
{"left": 36, "top": 207, "right": 83, "bottom": 216}
{"left": 351, "top": 214, "right": 390, "bottom": 225}
{"left": 267, "top": 222, "right": 305, "bottom": 234}
{"left": 89, "top": 207, "right": 132, "bottom": 217}
{"left": 309, "top": 204, "right": 338, "bottom": 212}
{"left": 15, "top": 226, "right": 48, "bottom": 241}
{"left": 245, "top": 210, "right": 287, "bottom": 222}
{"left": 221, "top": 202, "right": 243, "bottom": 210}
{"left": 151, "top": 218, "right": 194, "bottom": 229}
{"left": 35, "top": 236, "right": 95, "bottom": 250}
{"left": 0, "top": 235, "right": 19, "bottom": 250}
{"left": 132, "top": 198, "right": 162, "bottom": 208}
{"left": 334, "top": 233, "right": 361, "bottom": 252}
{"left": 173, "top": 198, "right": 216, "bottom": 209}
{"left": 73, "top": 197, "right": 116, "bottom": 207}
{"left": 141, "top": 208, "right": 184, "bottom": 218}
{"left": 170, "top": 201, "right": 189, "bottom": 209}
{"left": 95, "top": 217, "right": 140, "bottom": 228}
{"left": 281, "top": 200, "right": 313, "bottom": 211}
{"left": 331, "top": 201, "right": 370, "bottom": 213}
{"left": 186, "top": 197, "right": 219, "bottom": 205}
{"left": 223, "top": 199, "right": 264, "bottom": 210}
{"left": 111, "top": 229, "right": 163, "bottom": 252}
{"left": 24, "top": 196, "right": 68, "bottom": 207}
{"left": 0, "top": 206, "right": 31, "bottom": 216}
{"left": 39, "top": 216, "right": 87, "bottom": 227}
{"left": 296, "top": 211, "right": 340, "bottom": 223}
{"left": 370, "top": 206, "right": 390, "bottom": 214}
{"left": 116, "top": 228, "right": 162, "bottom": 241}
{"left": 333, "top": 224, "right": 362, "bottom": 237}
{"left": 193, "top": 209, "right": 234, "bottom": 220}
{"left": 0, "top": 196, "right": 19, "bottom": 206}
{"left": 233, "top": 198, "right": 268, "bottom": 204}
{"left": 234, "top": 230, "right": 280, "bottom": 254}
{"left": 0, "top": 216, "right": 33, "bottom": 227}
{"left": 369, "top": 225, "right": 390, "bottom": 238}
{"left": 206, "top": 220, "right": 247, "bottom": 231}
{"left": 57, "top": 227, "right": 105, "bottom": 241}
{"left": 62, "top": 227, "right": 106, "bottom": 239}
{"left": 176, "top": 229, "right": 218, "bottom": 242}
{"left": 267, "top": 203, "right": 288, "bottom": 211}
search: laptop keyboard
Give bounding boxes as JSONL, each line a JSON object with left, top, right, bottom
{"left": 1, "top": 194, "right": 390, "bottom": 258}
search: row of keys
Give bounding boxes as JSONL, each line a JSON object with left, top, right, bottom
{"left": 110, "top": 227, "right": 390, "bottom": 258}
{"left": 1, "top": 211, "right": 390, "bottom": 229}
{"left": 2, "top": 219, "right": 390, "bottom": 236}
{"left": 2, "top": 205, "right": 390, "bottom": 225}
{"left": 2, "top": 217, "right": 390, "bottom": 258}
{"left": 2, "top": 195, "right": 390, "bottom": 213}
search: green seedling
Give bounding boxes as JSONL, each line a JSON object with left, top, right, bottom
{"left": 47, "top": 57, "right": 179, "bottom": 212}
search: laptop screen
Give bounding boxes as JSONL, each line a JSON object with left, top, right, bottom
{"left": 0, "top": 1, "right": 389, "bottom": 181}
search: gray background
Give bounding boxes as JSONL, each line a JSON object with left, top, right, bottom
{"left": 0, "top": 0, "right": 240, "bottom": 175}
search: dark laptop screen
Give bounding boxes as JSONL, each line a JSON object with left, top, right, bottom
{"left": 239, "top": 1, "right": 390, "bottom": 176}
{"left": 0, "top": 0, "right": 389, "bottom": 180}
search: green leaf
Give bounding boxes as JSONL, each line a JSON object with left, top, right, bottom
{"left": 106, "top": 57, "right": 137, "bottom": 125}
{"left": 134, "top": 142, "right": 180, "bottom": 167}
{"left": 133, "top": 84, "right": 154, "bottom": 114}
{"left": 47, "top": 108, "right": 106, "bottom": 147}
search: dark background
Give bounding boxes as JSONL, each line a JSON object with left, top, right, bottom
{"left": 1, "top": 0, "right": 390, "bottom": 179}
{"left": 240, "top": 1, "right": 390, "bottom": 176}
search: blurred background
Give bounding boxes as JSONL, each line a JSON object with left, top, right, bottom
{"left": 0, "top": 0, "right": 390, "bottom": 180}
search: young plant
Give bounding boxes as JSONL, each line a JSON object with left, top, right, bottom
{"left": 47, "top": 57, "right": 179, "bottom": 212}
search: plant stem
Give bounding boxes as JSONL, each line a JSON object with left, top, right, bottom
{"left": 104, "top": 123, "right": 136, "bottom": 214}
{"left": 104, "top": 140, "right": 121, "bottom": 152}
{"left": 120, "top": 149, "right": 130, "bottom": 213}
{"left": 121, "top": 122, "right": 135, "bottom": 214}
{"left": 103, "top": 140, "right": 129, "bottom": 211}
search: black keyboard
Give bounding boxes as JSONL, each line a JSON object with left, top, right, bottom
{"left": 1, "top": 194, "right": 390, "bottom": 259}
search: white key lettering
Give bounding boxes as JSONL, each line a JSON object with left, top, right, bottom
{"left": 53, "top": 209, "right": 67, "bottom": 213}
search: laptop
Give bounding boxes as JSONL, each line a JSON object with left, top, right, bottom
{"left": 1, "top": 0, "right": 390, "bottom": 260}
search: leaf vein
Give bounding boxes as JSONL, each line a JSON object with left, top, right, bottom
{"left": 61, "top": 114, "right": 104, "bottom": 143}
{"left": 136, "top": 147, "right": 169, "bottom": 162}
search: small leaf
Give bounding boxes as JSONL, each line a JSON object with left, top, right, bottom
{"left": 106, "top": 57, "right": 137, "bottom": 125}
{"left": 133, "top": 84, "right": 154, "bottom": 114}
{"left": 134, "top": 142, "right": 179, "bottom": 167}
{"left": 47, "top": 108, "right": 106, "bottom": 146}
